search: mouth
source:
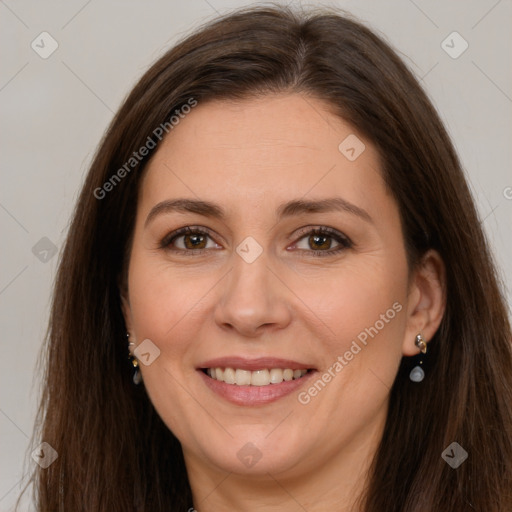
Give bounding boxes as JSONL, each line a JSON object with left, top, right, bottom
{"left": 201, "top": 367, "right": 312, "bottom": 386}
{"left": 197, "top": 357, "right": 317, "bottom": 405}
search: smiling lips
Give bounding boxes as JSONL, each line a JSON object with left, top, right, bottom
{"left": 198, "top": 357, "right": 316, "bottom": 405}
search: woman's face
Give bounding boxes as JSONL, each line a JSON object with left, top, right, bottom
{"left": 123, "top": 93, "right": 420, "bottom": 480}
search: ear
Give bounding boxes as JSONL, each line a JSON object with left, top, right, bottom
{"left": 402, "top": 249, "right": 446, "bottom": 356}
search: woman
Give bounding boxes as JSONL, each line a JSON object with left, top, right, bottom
{"left": 22, "top": 4, "right": 512, "bottom": 511}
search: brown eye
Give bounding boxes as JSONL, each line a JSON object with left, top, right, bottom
{"left": 182, "top": 232, "right": 208, "bottom": 249}
{"left": 162, "top": 227, "right": 221, "bottom": 253}
{"left": 292, "top": 227, "right": 352, "bottom": 256}
{"left": 308, "top": 233, "right": 332, "bottom": 250}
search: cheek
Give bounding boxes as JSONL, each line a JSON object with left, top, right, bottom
{"left": 292, "top": 258, "right": 406, "bottom": 345}
{"left": 126, "top": 256, "right": 210, "bottom": 436}
{"left": 289, "top": 256, "right": 408, "bottom": 413}
{"left": 292, "top": 267, "right": 406, "bottom": 428}
{"left": 126, "top": 254, "right": 204, "bottom": 354}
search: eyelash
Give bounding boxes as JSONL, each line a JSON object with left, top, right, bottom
{"left": 160, "top": 226, "right": 353, "bottom": 257}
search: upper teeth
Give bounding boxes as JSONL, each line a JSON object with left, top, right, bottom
{"left": 206, "top": 368, "right": 308, "bottom": 386}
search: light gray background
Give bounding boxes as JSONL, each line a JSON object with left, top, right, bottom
{"left": 1, "top": 0, "right": 511, "bottom": 509}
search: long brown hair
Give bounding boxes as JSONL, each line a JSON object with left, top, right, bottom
{"left": 20, "top": 4, "right": 512, "bottom": 511}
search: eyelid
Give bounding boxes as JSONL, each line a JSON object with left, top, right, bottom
{"left": 292, "top": 225, "right": 351, "bottom": 244}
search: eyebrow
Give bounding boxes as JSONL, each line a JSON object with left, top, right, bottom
{"left": 144, "top": 197, "right": 373, "bottom": 227}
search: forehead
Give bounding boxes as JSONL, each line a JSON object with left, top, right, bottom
{"left": 140, "top": 94, "right": 388, "bottom": 216}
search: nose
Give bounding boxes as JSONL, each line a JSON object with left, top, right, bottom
{"left": 213, "top": 249, "right": 292, "bottom": 338}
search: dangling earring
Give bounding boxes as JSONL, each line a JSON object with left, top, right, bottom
{"left": 409, "top": 333, "right": 427, "bottom": 382}
{"left": 127, "top": 333, "right": 142, "bottom": 385}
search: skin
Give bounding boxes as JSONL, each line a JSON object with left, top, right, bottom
{"left": 122, "top": 93, "right": 445, "bottom": 511}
